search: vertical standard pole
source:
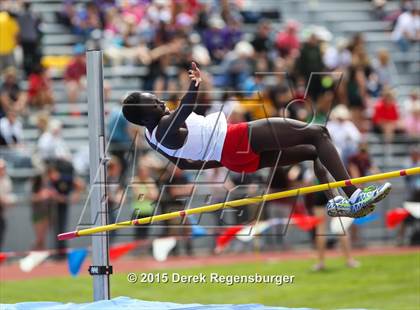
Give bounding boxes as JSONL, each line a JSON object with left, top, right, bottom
{"left": 86, "top": 50, "right": 111, "bottom": 300}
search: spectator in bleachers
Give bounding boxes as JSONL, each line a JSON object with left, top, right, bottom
{"left": 105, "top": 9, "right": 155, "bottom": 66}
{"left": 202, "top": 165, "right": 235, "bottom": 246}
{"left": 47, "top": 161, "right": 83, "bottom": 259}
{"left": 64, "top": 44, "right": 86, "bottom": 107}
{"left": 223, "top": 15, "right": 243, "bottom": 51}
{"left": 251, "top": 19, "right": 273, "bottom": 56}
{"left": 327, "top": 104, "right": 361, "bottom": 165}
{"left": 106, "top": 155, "right": 124, "bottom": 242}
{"left": 17, "top": 2, "right": 42, "bottom": 76}
{"left": 349, "top": 33, "right": 372, "bottom": 76}
{"left": 37, "top": 118, "right": 78, "bottom": 258}
{"left": 0, "top": 109, "right": 22, "bottom": 147}
{"left": 401, "top": 0, "right": 416, "bottom": 12}
{"left": 295, "top": 32, "right": 324, "bottom": 100}
{"left": 194, "top": 1, "right": 210, "bottom": 33}
{"left": 372, "top": 49, "right": 393, "bottom": 87}
{"left": 348, "top": 32, "right": 365, "bottom": 53}
{"left": 308, "top": 86, "right": 334, "bottom": 125}
{"left": 346, "top": 35, "right": 372, "bottom": 129}
{"left": 30, "top": 169, "right": 54, "bottom": 250}
{"left": 272, "top": 54, "right": 292, "bottom": 82}
{"left": 403, "top": 90, "right": 420, "bottom": 136}
{"left": 0, "top": 0, "right": 22, "bottom": 13}
{"left": 346, "top": 62, "right": 367, "bottom": 128}
{"left": 103, "top": 6, "right": 122, "bottom": 36}
{"left": 0, "top": 10, "right": 19, "bottom": 72}
{"left": 398, "top": 146, "right": 420, "bottom": 245}
{"left": 131, "top": 156, "right": 159, "bottom": 242}
{"left": 372, "top": 0, "right": 387, "bottom": 20}
{"left": 57, "top": 0, "right": 77, "bottom": 29}
{"left": 107, "top": 101, "right": 134, "bottom": 179}
{"left": 352, "top": 41, "right": 373, "bottom": 76}
{"left": 369, "top": 49, "right": 397, "bottom": 97}
{"left": 35, "top": 111, "right": 49, "bottom": 134}
{"left": 207, "top": 90, "right": 238, "bottom": 119}
{"left": 104, "top": 14, "right": 140, "bottom": 66}
{"left": 392, "top": 5, "right": 420, "bottom": 52}
{"left": 190, "top": 33, "right": 212, "bottom": 67}
{"left": 250, "top": 20, "right": 272, "bottom": 76}
{"left": 72, "top": 1, "right": 104, "bottom": 39}
{"left": 0, "top": 67, "right": 27, "bottom": 117}
{"left": 404, "top": 98, "right": 420, "bottom": 136}
{"left": 160, "top": 165, "right": 193, "bottom": 256}
{"left": 228, "top": 102, "right": 247, "bottom": 124}
{"left": 372, "top": 87, "right": 403, "bottom": 142}
{"left": 37, "top": 119, "right": 72, "bottom": 163}
{"left": 203, "top": 16, "right": 230, "bottom": 63}
{"left": 402, "top": 89, "right": 420, "bottom": 115}
{"left": 142, "top": 35, "right": 186, "bottom": 91}
{"left": 145, "top": 0, "right": 171, "bottom": 28}
{"left": 276, "top": 20, "right": 300, "bottom": 59}
{"left": 120, "top": 0, "right": 145, "bottom": 24}
{"left": 240, "top": 78, "right": 276, "bottom": 120}
{"left": 0, "top": 158, "right": 16, "bottom": 250}
{"left": 219, "top": 0, "right": 243, "bottom": 27}
{"left": 311, "top": 190, "right": 360, "bottom": 270}
{"left": 276, "top": 85, "right": 305, "bottom": 119}
{"left": 323, "top": 37, "right": 352, "bottom": 71}
{"left": 27, "top": 64, "right": 54, "bottom": 110}
{"left": 72, "top": 144, "right": 90, "bottom": 177}
{"left": 348, "top": 142, "right": 379, "bottom": 181}
{"left": 347, "top": 142, "right": 380, "bottom": 247}
{"left": 220, "top": 40, "right": 255, "bottom": 90}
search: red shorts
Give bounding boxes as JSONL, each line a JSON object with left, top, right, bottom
{"left": 220, "top": 122, "right": 260, "bottom": 173}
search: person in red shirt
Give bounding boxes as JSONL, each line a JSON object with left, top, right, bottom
{"left": 27, "top": 64, "right": 54, "bottom": 109}
{"left": 276, "top": 20, "right": 300, "bottom": 58}
{"left": 372, "top": 87, "right": 403, "bottom": 142}
{"left": 64, "top": 44, "right": 86, "bottom": 104}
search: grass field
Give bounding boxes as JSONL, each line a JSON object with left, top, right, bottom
{"left": 1, "top": 252, "right": 419, "bottom": 309}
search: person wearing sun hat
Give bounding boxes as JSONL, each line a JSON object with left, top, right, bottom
{"left": 327, "top": 104, "right": 362, "bottom": 165}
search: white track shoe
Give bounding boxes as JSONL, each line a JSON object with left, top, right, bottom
{"left": 327, "top": 182, "right": 392, "bottom": 218}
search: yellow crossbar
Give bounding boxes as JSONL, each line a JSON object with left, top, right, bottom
{"left": 57, "top": 167, "right": 420, "bottom": 240}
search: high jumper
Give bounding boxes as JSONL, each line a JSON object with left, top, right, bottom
{"left": 122, "top": 62, "right": 391, "bottom": 219}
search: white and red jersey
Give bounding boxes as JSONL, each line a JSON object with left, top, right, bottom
{"left": 145, "top": 112, "right": 227, "bottom": 161}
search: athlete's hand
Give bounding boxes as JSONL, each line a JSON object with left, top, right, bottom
{"left": 188, "top": 62, "right": 202, "bottom": 87}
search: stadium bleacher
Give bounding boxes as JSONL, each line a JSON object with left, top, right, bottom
{"left": 17, "top": 0, "right": 418, "bottom": 174}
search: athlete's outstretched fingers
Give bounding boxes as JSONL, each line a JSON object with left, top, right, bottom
{"left": 188, "top": 62, "right": 201, "bottom": 86}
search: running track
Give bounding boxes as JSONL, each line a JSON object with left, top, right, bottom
{"left": 1, "top": 246, "right": 419, "bottom": 281}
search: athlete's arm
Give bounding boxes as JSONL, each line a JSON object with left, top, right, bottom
{"left": 177, "top": 158, "right": 223, "bottom": 170}
{"left": 155, "top": 147, "right": 222, "bottom": 170}
{"left": 156, "top": 62, "right": 201, "bottom": 141}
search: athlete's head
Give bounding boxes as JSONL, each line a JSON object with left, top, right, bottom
{"left": 122, "top": 92, "right": 168, "bottom": 127}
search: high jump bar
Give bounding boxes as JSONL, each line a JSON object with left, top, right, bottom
{"left": 58, "top": 166, "right": 420, "bottom": 240}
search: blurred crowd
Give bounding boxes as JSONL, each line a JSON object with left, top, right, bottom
{"left": 0, "top": 0, "right": 419, "bottom": 258}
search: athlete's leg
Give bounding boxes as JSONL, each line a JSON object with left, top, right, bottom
{"left": 259, "top": 146, "right": 339, "bottom": 200}
{"left": 249, "top": 117, "right": 357, "bottom": 197}
{"left": 258, "top": 146, "right": 316, "bottom": 168}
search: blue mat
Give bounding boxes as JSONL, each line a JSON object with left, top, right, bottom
{"left": 1, "top": 297, "right": 313, "bottom": 310}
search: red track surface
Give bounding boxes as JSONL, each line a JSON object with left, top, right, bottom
{"left": 1, "top": 246, "right": 419, "bottom": 282}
